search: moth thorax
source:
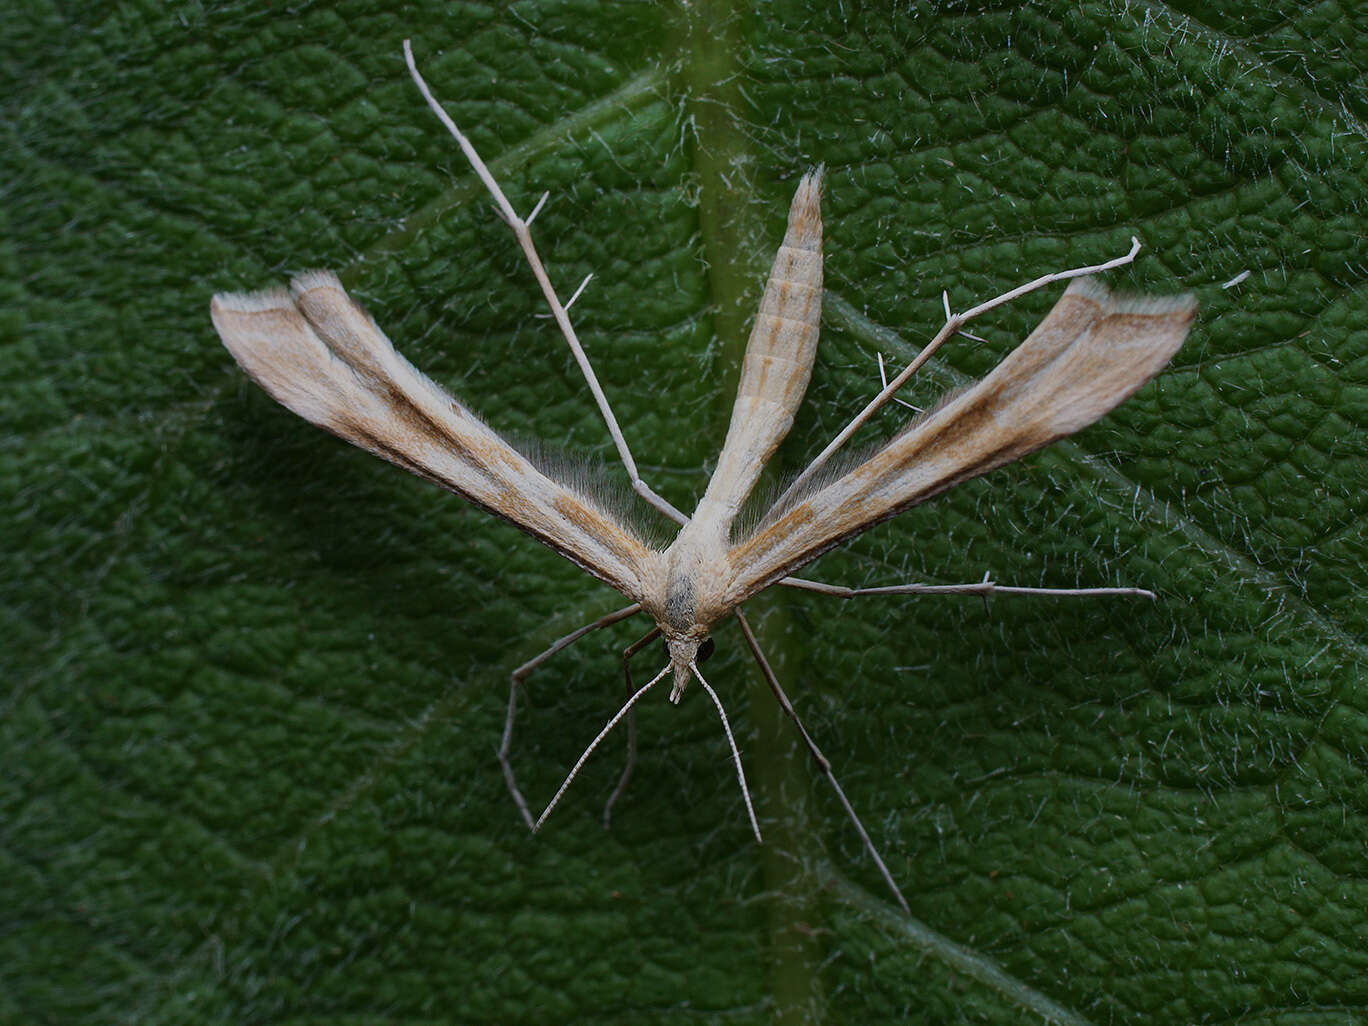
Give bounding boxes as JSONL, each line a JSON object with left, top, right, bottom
{"left": 661, "top": 520, "right": 731, "bottom": 635}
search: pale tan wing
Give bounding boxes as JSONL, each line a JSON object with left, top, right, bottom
{"left": 724, "top": 278, "right": 1197, "bottom": 603}
{"left": 692, "top": 171, "right": 824, "bottom": 532}
{"left": 211, "top": 271, "right": 656, "bottom": 600}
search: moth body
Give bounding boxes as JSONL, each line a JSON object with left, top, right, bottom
{"left": 212, "top": 168, "right": 1196, "bottom": 695}
{"left": 644, "top": 514, "right": 733, "bottom": 701}
{"left": 212, "top": 172, "right": 1195, "bottom": 718}
{"left": 211, "top": 44, "right": 1199, "bottom": 914}
{"left": 636, "top": 170, "right": 827, "bottom": 701}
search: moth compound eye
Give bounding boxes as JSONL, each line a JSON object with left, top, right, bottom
{"left": 659, "top": 637, "right": 715, "bottom": 663}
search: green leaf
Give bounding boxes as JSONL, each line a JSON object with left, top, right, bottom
{"left": 5, "top": 1, "right": 1366, "bottom": 1022}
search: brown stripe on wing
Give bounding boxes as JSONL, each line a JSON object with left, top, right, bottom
{"left": 723, "top": 278, "right": 1196, "bottom": 604}
{"left": 212, "top": 271, "right": 658, "bottom": 601}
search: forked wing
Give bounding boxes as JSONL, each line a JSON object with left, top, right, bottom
{"left": 692, "top": 171, "right": 824, "bottom": 532}
{"left": 211, "top": 271, "right": 656, "bottom": 600}
{"left": 723, "top": 278, "right": 1197, "bottom": 603}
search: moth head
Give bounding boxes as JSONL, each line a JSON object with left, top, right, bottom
{"left": 663, "top": 635, "right": 716, "bottom": 703}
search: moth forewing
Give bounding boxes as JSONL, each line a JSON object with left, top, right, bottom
{"left": 212, "top": 271, "right": 656, "bottom": 600}
{"left": 211, "top": 282, "right": 370, "bottom": 433}
{"left": 693, "top": 169, "right": 825, "bottom": 533}
{"left": 723, "top": 277, "right": 1197, "bottom": 605}
{"left": 642, "top": 172, "right": 828, "bottom": 693}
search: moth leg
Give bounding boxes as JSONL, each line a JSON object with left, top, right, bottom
{"left": 404, "top": 41, "right": 686, "bottom": 527}
{"left": 775, "top": 237, "right": 1143, "bottom": 509}
{"left": 536, "top": 658, "right": 671, "bottom": 833}
{"left": 779, "top": 573, "right": 1156, "bottom": 601}
{"left": 734, "top": 610, "right": 912, "bottom": 916}
{"left": 603, "top": 626, "right": 664, "bottom": 829}
{"left": 500, "top": 603, "right": 643, "bottom": 831}
{"left": 873, "top": 351, "right": 921, "bottom": 411}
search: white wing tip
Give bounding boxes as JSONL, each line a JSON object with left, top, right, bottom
{"left": 1065, "top": 276, "right": 1197, "bottom": 319}
{"left": 1112, "top": 291, "right": 1199, "bottom": 318}
{"left": 210, "top": 286, "right": 294, "bottom": 314}
{"left": 785, "top": 169, "right": 824, "bottom": 248}
{"left": 290, "top": 268, "right": 344, "bottom": 296}
{"left": 210, "top": 270, "right": 348, "bottom": 315}
{"left": 1062, "top": 276, "right": 1111, "bottom": 304}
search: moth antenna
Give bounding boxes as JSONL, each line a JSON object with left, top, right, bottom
{"left": 500, "top": 603, "right": 644, "bottom": 832}
{"left": 535, "top": 662, "right": 671, "bottom": 832}
{"left": 691, "top": 663, "right": 763, "bottom": 844}
{"left": 603, "top": 626, "right": 663, "bottom": 830}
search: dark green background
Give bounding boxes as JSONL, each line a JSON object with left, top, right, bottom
{"left": 5, "top": 1, "right": 1366, "bottom": 1023}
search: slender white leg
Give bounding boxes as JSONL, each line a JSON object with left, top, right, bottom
{"left": 780, "top": 572, "right": 1156, "bottom": 601}
{"left": 735, "top": 610, "right": 912, "bottom": 915}
{"left": 404, "top": 40, "right": 687, "bottom": 527}
{"left": 500, "top": 603, "right": 642, "bottom": 830}
{"left": 774, "top": 238, "right": 1143, "bottom": 509}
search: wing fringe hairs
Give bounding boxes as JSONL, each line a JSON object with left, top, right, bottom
{"left": 211, "top": 271, "right": 657, "bottom": 600}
